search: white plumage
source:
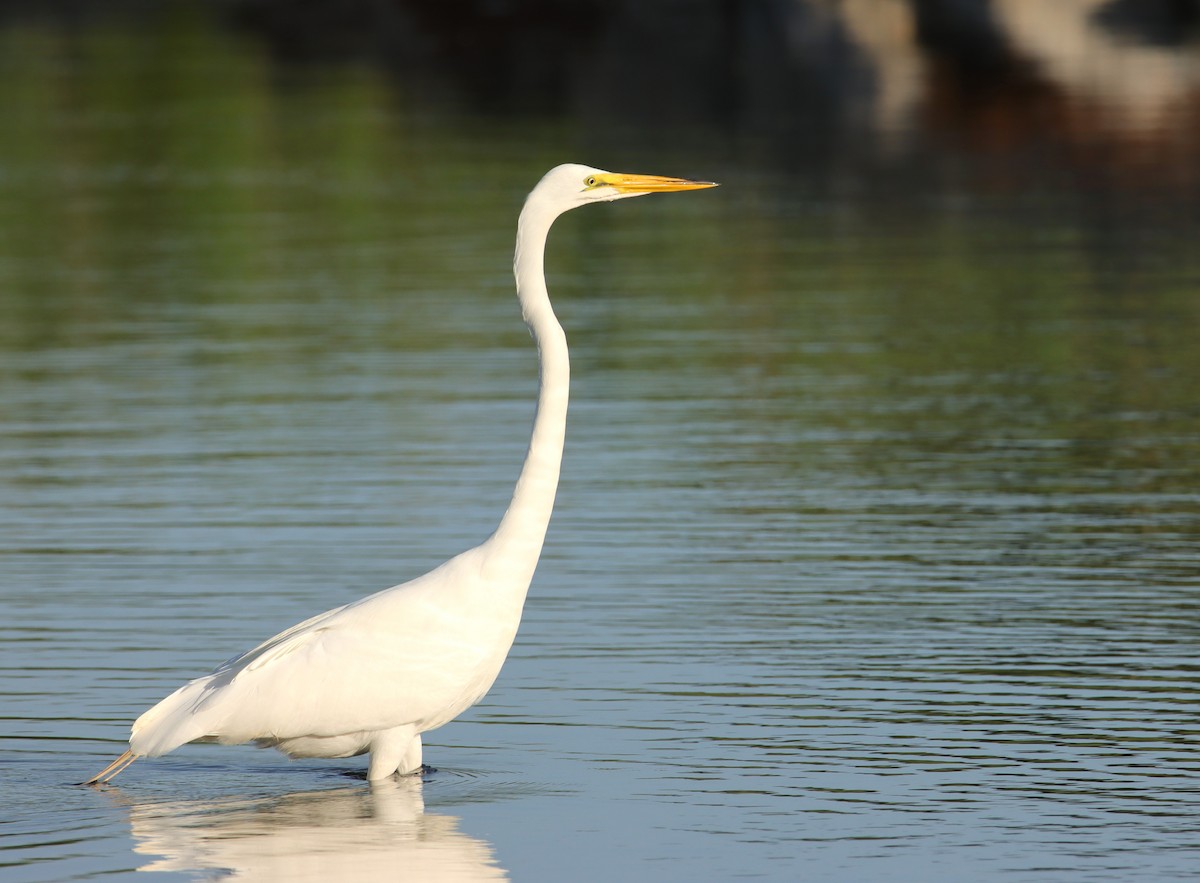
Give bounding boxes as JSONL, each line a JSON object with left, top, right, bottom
{"left": 85, "top": 164, "right": 716, "bottom": 785}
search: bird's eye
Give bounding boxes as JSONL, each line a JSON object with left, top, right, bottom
{"left": 584, "top": 176, "right": 598, "bottom": 187}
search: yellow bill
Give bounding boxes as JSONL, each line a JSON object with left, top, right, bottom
{"left": 598, "top": 173, "right": 719, "bottom": 193}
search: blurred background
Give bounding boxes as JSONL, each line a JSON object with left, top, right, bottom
{"left": 4, "top": 0, "right": 1200, "bottom": 220}
{"left": 3, "top": 0, "right": 1200, "bottom": 361}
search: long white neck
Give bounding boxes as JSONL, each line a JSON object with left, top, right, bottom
{"left": 480, "top": 196, "right": 569, "bottom": 589}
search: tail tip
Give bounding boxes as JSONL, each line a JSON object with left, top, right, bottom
{"left": 80, "top": 749, "right": 138, "bottom": 786}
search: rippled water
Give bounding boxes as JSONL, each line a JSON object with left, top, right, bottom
{"left": 4, "top": 5, "right": 1200, "bottom": 881}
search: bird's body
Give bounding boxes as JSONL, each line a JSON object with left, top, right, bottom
{"left": 123, "top": 544, "right": 523, "bottom": 779}
{"left": 85, "top": 164, "right": 715, "bottom": 785}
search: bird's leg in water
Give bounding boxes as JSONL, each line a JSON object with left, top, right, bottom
{"left": 400, "top": 733, "right": 423, "bottom": 775}
{"left": 367, "top": 727, "right": 422, "bottom": 780}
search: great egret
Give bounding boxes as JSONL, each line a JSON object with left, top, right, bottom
{"left": 85, "top": 164, "right": 717, "bottom": 784}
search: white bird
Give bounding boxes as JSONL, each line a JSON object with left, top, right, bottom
{"left": 85, "top": 164, "right": 717, "bottom": 784}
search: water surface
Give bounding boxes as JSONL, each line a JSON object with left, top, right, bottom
{"left": 2, "top": 5, "right": 1200, "bottom": 881}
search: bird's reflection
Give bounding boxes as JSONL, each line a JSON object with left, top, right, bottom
{"left": 123, "top": 776, "right": 507, "bottom": 881}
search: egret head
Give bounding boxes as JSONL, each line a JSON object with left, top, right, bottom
{"left": 529, "top": 163, "right": 717, "bottom": 217}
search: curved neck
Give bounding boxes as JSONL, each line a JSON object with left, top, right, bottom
{"left": 482, "top": 199, "right": 569, "bottom": 585}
